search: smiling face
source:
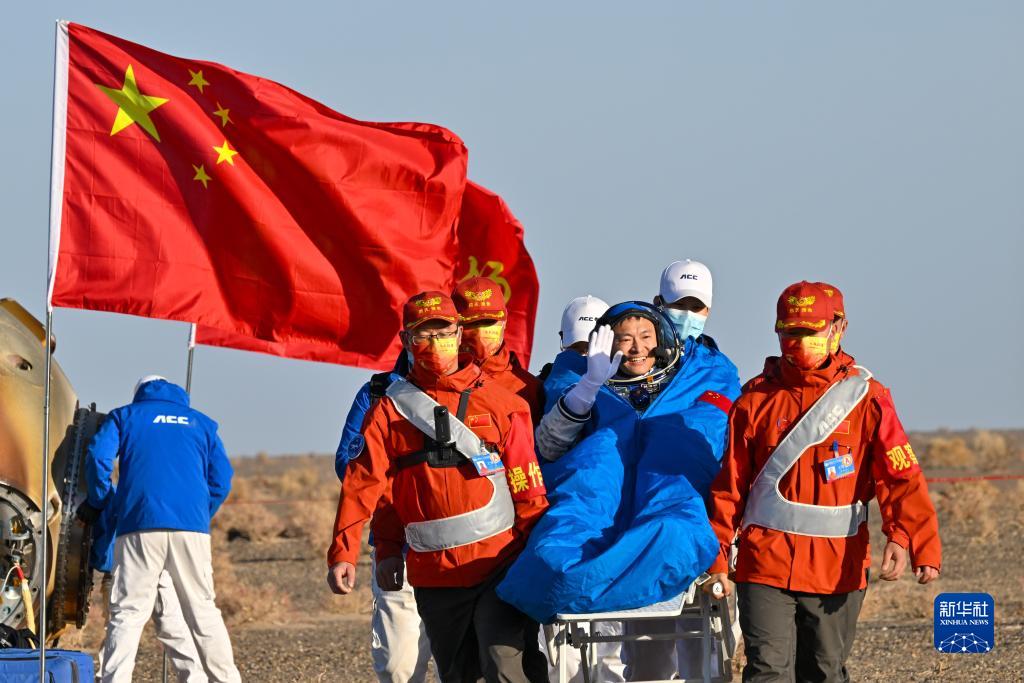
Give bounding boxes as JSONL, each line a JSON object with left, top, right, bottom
{"left": 612, "top": 316, "right": 658, "bottom": 376}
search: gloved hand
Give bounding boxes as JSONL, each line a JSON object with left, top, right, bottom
{"left": 75, "top": 501, "right": 101, "bottom": 525}
{"left": 375, "top": 555, "right": 405, "bottom": 591}
{"left": 564, "top": 325, "right": 622, "bottom": 415}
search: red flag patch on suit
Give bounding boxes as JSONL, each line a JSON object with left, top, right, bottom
{"left": 47, "top": 21, "right": 469, "bottom": 369}
{"left": 194, "top": 180, "right": 540, "bottom": 368}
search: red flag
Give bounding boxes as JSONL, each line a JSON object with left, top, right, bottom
{"left": 195, "top": 181, "right": 540, "bottom": 368}
{"left": 453, "top": 181, "right": 539, "bottom": 367}
{"left": 47, "top": 22, "right": 468, "bottom": 369}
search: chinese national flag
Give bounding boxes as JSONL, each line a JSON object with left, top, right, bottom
{"left": 195, "top": 180, "right": 540, "bottom": 368}
{"left": 48, "top": 22, "right": 468, "bottom": 369}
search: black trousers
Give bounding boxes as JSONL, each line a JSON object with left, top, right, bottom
{"left": 737, "top": 581, "right": 866, "bottom": 683}
{"left": 414, "top": 570, "right": 547, "bottom": 683}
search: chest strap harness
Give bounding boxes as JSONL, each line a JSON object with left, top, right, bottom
{"left": 396, "top": 388, "right": 473, "bottom": 470}
{"left": 742, "top": 366, "right": 872, "bottom": 538}
{"left": 383, "top": 378, "right": 515, "bottom": 552}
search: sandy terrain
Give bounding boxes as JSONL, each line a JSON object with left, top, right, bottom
{"left": 59, "top": 430, "right": 1023, "bottom": 681}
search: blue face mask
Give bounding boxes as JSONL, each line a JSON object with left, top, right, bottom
{"left": 663, "top": 308, "right": 707, "bottom": 341}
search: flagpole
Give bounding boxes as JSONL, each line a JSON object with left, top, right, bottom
{"left": 161, "top": 322, "right": 196, "bottom": 682}
{"left": 186, "top": 323, "right": 197, "bottom": 393}
{"left": 40, "top": 311, "right": 52, "bottom": 671}
{"left": 40, "top": 20, "right": 70, "bottom": 678}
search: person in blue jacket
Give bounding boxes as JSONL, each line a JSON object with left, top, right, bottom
{"left": 79, "top": 375, "right": 239, "bottom": 683}
{"left": 498, "top": 302, "right": 740, "bottom": 681}
{"left": 334, "top": 353, "right": 434, "bottom": 683}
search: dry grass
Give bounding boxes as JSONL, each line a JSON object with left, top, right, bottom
{"left": 918, "top": 429, "right": 1021, "bottom": 471}
{"left": 932, "top": 481, "right": 1000, "bottom": 540}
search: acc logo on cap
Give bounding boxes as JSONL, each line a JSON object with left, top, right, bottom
{"left": 787, "top": 295, "right": 816, "bottom": 307}
{"left": 416, "top": 296, "right": 442, "bottom": 308}
{"left": 463, "top": 288, "right": 493, "bottom": 302}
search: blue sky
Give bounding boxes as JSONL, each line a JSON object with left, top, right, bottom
{"left": 4, "top": 3, "right": 1021, "bottom": 455}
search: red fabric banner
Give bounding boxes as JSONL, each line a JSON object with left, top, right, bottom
{"left": 195, "top": 180, "right": 540, "bottom": 368}
{"left": 50, "top": 22, "right": 468, "bottom": 369}
{"left": 454, "top": 181, "right": 539, "bottom": 367}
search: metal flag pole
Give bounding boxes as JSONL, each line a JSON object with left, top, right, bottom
{"left": 40, "top": 312, "right": 52, "bottom": 673}
{"left": 40, "top": 19, "right": 71, "bottom": 679}
{"left": 186, "top": 323, "right": 197, "bottom": 393}
{"left": 162, "top": 322, "right": 196, "bottom": 682}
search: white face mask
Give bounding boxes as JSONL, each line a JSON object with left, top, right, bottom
{"left": 663, "top": 308, "right": 707, "bottom": 341}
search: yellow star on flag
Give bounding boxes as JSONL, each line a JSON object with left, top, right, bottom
{"left": 192, "top": 164, "right": 211, "bottom": 188}
{"left": 213, "top": 103, "right": 232, "bottom": 127}
{"left": 188, "top": 69, "right": 210, "bottom": 93}
{"left": 213, "top": 140, "right": 239, "bottom": 165}
{"left": 96, "top": 65, "right": 169, "bottom": 142}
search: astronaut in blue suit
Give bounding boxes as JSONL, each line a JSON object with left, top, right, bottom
{"left": 500, "top": 292, "right": 740, "bottom": 681}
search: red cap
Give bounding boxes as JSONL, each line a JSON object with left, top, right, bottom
{"left": 402, "top": 291, "right": 459, "bottom": 330}
{"left": 775, "top": 281, "right": 835, "bottom": 331}
{"left": 814, "top": 281, "right": 845, "bottom": 319}
{"left": 452, "top": 277, "right": 507, "bottom": 323}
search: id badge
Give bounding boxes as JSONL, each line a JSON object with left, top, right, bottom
{"left": 823, "top": 453, "right": 856, "bottom": 482}
{"left": 471, "top": 452, "right": 505, "bottom": 476}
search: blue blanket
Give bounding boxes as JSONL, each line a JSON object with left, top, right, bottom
{"left": 498, "top": 341, "right": 739, "bottom": 623}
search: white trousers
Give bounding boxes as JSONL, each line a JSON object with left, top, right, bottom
{"left": 154, "top": 570, "right": 210, "bottom": 682}
{"left": 370, "top": 550, "right": 433, "bottom": 683}
{"left": 98, "top": 571, "right": 209, "bottom": 682}
{"left": 100, "top": 530, "right": 241, "bottom": 683}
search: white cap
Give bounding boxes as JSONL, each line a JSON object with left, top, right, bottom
{"left": 659, "top": 259, "right": 713, "bottom": 308}
{"left": 559, "top": 296, "right": 609, "bottom": 347}
{"left": 133, "top": 374, "right": 167, "bottom": 399}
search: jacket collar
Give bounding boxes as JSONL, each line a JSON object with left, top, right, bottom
{"left": 408, "top": 355, "right": 483, "bottom": 392}
{"left": 770, "top": 349, "right": 858, "bottom": 389}
{"left": 480, "top": 344, "right": 514, "bottom": 376}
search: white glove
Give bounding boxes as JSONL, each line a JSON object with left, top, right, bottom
{"left": 564, "top": 325, "right": 622, "bottom": 415}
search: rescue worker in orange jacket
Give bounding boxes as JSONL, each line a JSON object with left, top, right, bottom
{"left": 327, "top": 291, "right": 549, "bottom": 683}
{"left": 705, "top": 281, "right": 941, "bottom": 682}
{"left": 453, "top": 277, "right": 545, "bottom": 424}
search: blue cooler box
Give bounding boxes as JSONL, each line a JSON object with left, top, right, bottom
{"left": 0, "top": 648, "right": 95, "bottom": 682}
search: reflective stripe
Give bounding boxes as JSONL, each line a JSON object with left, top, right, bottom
{"left": 386, "top": 378, "right": 486, "bottom": 462}
{"left": 385, "top": 378, "right": 515, "bottom": 552}
{"left": 742, "top": 366, "right": 872, "bottom": 538}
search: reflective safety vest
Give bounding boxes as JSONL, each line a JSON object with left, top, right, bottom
{"left": 742, "top": 367, "right": 872, "bottom": 538}
{"left": 384, "top": 378, "right": 515, "bottom": 552}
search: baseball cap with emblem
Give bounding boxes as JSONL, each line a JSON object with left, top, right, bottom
{"left": 402, "top": 291, "right": 459, "bottom": 330}
{"left": 452, "top": 276, "right": 507, "bottom": 323}
{"left": 814, "top": 281, "right": 845, "bottom": 319}
{"left": 560, "top": 295, "right": 610, "bottom": 347}
{"left": 775, "top": 281, "right": 835, "bottom": 331}
{"left": 659, "top": 259, "right": 713, "bottom": 308}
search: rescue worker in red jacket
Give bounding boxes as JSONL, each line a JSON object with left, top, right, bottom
{"left": 327, "top": 291, "right": 549, "bottom": 683}
{"left": 705, "top": 281, "right": 941, "bottom": 682}
{"left": 453, "top": 276, "right": 545, "bottom": 424}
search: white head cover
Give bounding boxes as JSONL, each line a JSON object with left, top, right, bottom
{"left": 659, "top": 259, "right": 713, "bottom": 308}
{"left": 559, "top": 295, "right": 609, "bottom": 349}
{"left": 133, "top": 374, "right": 168, "bottom": 400}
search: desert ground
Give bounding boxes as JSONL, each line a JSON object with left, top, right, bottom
{"left": 61, "top": 429, "right": 1023, "bottom": 681}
